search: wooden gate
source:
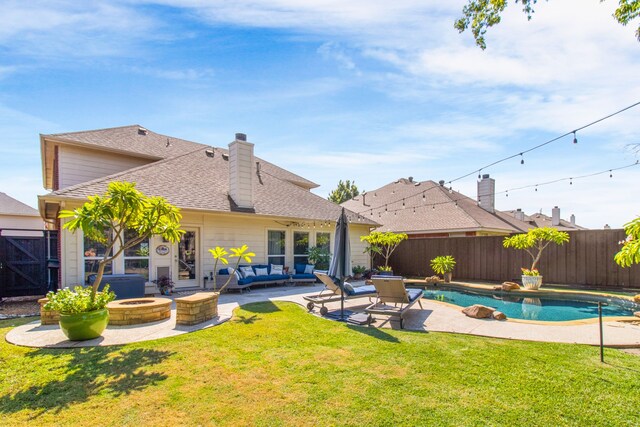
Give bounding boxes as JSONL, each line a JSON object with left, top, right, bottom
{"left": 0, "top": 229, "right": 58, "bottom": 298}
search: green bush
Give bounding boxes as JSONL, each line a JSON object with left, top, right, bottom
{"left": 44, "top": 285, "right": 116, "bottom": 314}
{"left": 430, "top": 255, "right": 456, "bottom": 275}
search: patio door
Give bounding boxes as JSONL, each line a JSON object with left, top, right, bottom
{"left": 174, "top": 228, "right": 198, "bottom": 289}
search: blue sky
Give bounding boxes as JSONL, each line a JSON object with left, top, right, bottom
{"left": 0, "top": 0, "right": 639, "bottom": 228}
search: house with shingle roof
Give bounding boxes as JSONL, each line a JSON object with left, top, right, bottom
{"left": 38, "top": 126, "right": 376, "bottom": 289}
{"left": 0, "top": 192, "right": 44, "bottom": 235}
{"left": 342, "top": 175, "right": 584, "bottom": 238}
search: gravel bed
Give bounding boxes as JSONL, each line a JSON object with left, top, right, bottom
{"left": 0, "top": 296, "right": 41, "bottom": 319}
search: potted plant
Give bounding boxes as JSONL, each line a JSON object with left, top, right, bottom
{"left": 352, "top": 265, "right": 366, "bottom": 279}
{"left": 503, "top": 227, "right": 570, "bottom": 290}
{"left": 49, "top": 181, "right": 184, "bottom": 340}
{"left": 153, "top": 276, "right": 175, "bottom": 295}
{"left": 308, "top": 245, "right": 331, "bottom": 270}
{"left": 361, "top": 231, "right": 408, "bottom": 274}
{"left": 44, "top": 285, "right": 116, "bottom": 341}
{"left": 430, "top": 255, "right": 456, "bottom": 283}
{"left": 377, "top": 265, "right": 394, "bottom": 276}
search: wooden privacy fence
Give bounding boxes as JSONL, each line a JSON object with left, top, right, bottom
{"left": 389, "top": 229, "right": 640, "bottom": 289}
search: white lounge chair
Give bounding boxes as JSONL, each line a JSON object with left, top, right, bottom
{"left": 303, "top": 272, "right": 376, "bottom": 316}
{"left": 365, "top": 275, "right": 423, "bottom": 329}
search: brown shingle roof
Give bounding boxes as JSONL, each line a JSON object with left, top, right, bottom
{"left": 501, "top": 210, "right": 586, "bottom": 231}
{"left": 43, "top": 125, "right": 318, "bottom": 189}
{"left": 0, "top": 193, "right": 40, "bottom": 217}
{"left": 43, "top": 125, "right": 205, "bottom": 159}
{"left": 43, "top": 147, "right": 376, "bottom": 224}
{"left": 342, "top": 179, "right": 522, "bottom": 233}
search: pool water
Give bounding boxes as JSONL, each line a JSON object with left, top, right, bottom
{"left": 422, "top": 287, "right": 638, "bottom": 321}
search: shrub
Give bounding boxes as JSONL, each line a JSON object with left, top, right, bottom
{"left": 44, "top": 285, "right": 115, "bottom": 314}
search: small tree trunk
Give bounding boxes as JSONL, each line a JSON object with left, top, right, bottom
{"left": 92, "top": 260, "right": 108, "bottom": 301}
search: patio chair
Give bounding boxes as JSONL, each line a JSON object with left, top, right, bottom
{"left": 303, "top": 271, "right": 376, "bottom": 315}
{"left": 365, "top": 275, "right": 423, "bottom": 329}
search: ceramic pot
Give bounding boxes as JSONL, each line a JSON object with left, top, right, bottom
{"left": 59, "top": 308, "right": 109, "bottom": 341}
{"left": 444, "top": 272, "right": 453, "bottom": 283}
{"left": 521, "top": 275, "right": 543, "bottom": 290}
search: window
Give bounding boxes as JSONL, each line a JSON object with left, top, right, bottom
{"left": 268, "top": 230, "right": 286, "bottom": 266}
{"left": 293, "top": 231, "right": 309, "bottom": 266}
{"left": 124, "top": 229, "right": 150, "bottom": 280}
{"left": 83, "top": 233, "right": 112, "bottom": 283}
{"left": 315, "top": 232, "right": 331, "bottom": 270}
{"left": 316, "top": 232, "right": 330, "bottom": 252}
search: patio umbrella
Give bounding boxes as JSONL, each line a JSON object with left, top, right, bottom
{"left": 328, "top": 207, "right": 351, "bottom": 320}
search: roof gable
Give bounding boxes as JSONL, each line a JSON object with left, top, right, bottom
{"left": 0, "top": 193, "right": 40, "bottom": 217}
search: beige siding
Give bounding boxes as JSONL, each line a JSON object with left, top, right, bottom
{"left": 0, "top": 214, "right": 44, "bottom": 234}
{"left": 59, "top": 208, "right": 372, "bottom": 288}
{"left": 58, "top": 145, "right": 151, "bottom": 189}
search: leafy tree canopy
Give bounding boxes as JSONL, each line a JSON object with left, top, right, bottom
{"left": 456, "top": 0, "right": 640, "bottom": 49}
{"left": 60, "top": 181, "right": 184, "bottom": 299}
{"left": 503, "top": 226, "right": 570, "bottom": 272}
{"left": 361, "top": 231, "right": 408, "bottom": 267}
{"left": 614, "top": 216, "right": 640, "bottom": 267}
{"left": 328, "top": 180, "right": 360, "bottom": 204}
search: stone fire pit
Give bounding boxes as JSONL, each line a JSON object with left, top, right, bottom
{"left": 107, "top": 297, "right": 171, "bottom": 326}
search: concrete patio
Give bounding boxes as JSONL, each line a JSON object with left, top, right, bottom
{"left": 6, "top": 283, "right": 640, "bottom": 348}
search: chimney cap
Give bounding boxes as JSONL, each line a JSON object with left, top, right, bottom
{"left": 408, "top": 176, "right": 413, "bottom": 182}
{"left": 438, "top": 180, "right": 445, "bottom": 186}
{"left": 516, "top": 208, "right": 522, "bottom": 212}
{"left": 482, "top": 174, "right": 490, "bottom": 179}
{"left": 235, "top": 133, "right": 247, "bottom": 142}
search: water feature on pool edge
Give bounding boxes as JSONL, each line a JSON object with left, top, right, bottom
{"left": 422, "top": 287, "right": 638, "bottom": 321}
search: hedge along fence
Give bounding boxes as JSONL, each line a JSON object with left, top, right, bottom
{"left": 388, "top": 229, "right": 640, "bottom": 289}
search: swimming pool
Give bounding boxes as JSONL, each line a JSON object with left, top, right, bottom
{"left": 422, "top": 286, "right": 639, "bottom": 322}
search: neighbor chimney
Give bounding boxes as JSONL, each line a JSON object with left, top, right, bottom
{"left": 570, "top": 214, "right": 575, "bottom": 226}
{"left": 552, "top": 206, "right": 560, "bottom": 226}
{"left": 477, "top": 174, "right": 495, "bottom": 213}
{"left": 228, "top": 133, "right": 254, "bottom": 209}
{"left": 515, "top": 208, "right": 525, "bottom": 222}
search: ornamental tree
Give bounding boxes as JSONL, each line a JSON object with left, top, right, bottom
{"left": 209, "top": 245, "right": 255, "bottom": 292}
{"left": 614, "top": 216, "right": 640, "bottom": 267}
{"left": 361, "top": 231, "right": 408, "bottom": 268}
{"left": 456, "top": 0, "right": 640, "bottom": 49}
{"left": 59, "top": 181, "right": 184, "bottom": 301}
{"left": 503, "top": 227, "right": 570, "bottom": 272}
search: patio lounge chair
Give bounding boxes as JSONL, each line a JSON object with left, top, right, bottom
{"left": 303, "top": 272, "right": 376, "bottom": 315}
{"left": 365, "top": 275, "right": 423, "bottom": 329}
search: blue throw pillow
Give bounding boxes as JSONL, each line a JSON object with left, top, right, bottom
{"left": 295, "top": 263, "right": 306, "bottom": 274}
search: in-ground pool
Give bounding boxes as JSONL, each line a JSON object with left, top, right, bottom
{"left": 422, "top": 286, "right": 639, "bottom": 322}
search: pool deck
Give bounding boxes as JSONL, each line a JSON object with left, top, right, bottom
{"left": 5, "top": 282, "right": 640, "bottom": 348}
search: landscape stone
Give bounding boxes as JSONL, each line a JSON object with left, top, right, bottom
{"left": 493, "top": 311, "right": 507, "bottom": 320}
{"left": 462, "top": 304, "right": 495, "bottom": 319}
{"left": 501, "top": 281, "right": 520, "bottom": 291}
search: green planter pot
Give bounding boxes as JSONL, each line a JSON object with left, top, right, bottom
{"left": 59, "top": 308, "right": 109, "bottom": 341}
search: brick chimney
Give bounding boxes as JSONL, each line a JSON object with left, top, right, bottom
{"left": 570, "top": 214, "right": 575, "bottom": 226}
{"left": 515, "top": 208, "right": 525, "bottom": 222}
{"left": 552, "top": 206, "right": 561, "bottom": 226}
{"left": 477, "top": 174, "right": 495, "bottom": 213}
{"left": 228, "top": 133, "right": 254, "bottom": 209}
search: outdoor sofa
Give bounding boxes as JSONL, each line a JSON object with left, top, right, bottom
{"left": 214, "top": 264, "right": 289, "bottom": 292}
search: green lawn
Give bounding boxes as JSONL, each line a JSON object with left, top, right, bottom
{"left": 1, "top": 301, "right": 639, "bottom": 426}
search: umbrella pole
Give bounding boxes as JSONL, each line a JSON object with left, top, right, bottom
{"left": 340, "top": 280, "right": 345, "bottom": 321}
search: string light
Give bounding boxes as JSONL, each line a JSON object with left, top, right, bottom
{"left": 402, "top": 199, "right": 406, "bottom": 208}
{"left": 520, "top": 153, "right": 524, "bottom": 165}
{"left": 347, "top": 160, "right": 640, "bottom": 217}
{"left": 443, "top": 100, "right": 640, "bottom": 186}
{"left": 573, "top": 131, "right": 578, "bottom": 144}
{"left": 422, "top": 192, "right": 426, "bottom": 202}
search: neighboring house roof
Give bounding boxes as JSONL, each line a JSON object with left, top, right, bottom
{"left": 40, "top": 125, "right": 318, "bottom": 190}
{"left": 42, "top": 147, "right": 377, "bottom": 225}
{"left": 341, "top": 178, "right": 524, "bottom": 234}
{"left": 0, "top": 192, "right": 40, "bottom": 217}
{"left": 501, "top": 210, "right": 586, "bottom": 231}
